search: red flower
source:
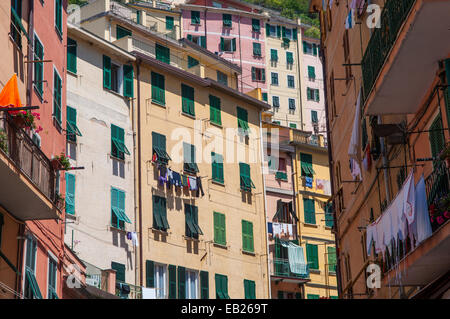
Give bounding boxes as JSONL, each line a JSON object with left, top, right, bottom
{"left": 444, "top": 211, "right": 450, "bottom": 219}
{"left": 437, "top": 216, "right": 445, "bottom": 225}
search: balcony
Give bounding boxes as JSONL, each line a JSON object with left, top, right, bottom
{"left": 270, "top": 258, "right": 310, "bottom": 283}
{"left": 362, "top": 0, "right": 450, "bottom": 115}
{"left": 0, "top": 114, "right": 59, "bottom": 220}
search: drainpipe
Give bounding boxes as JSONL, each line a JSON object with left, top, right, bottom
{"left": 319, "top": 43, "right": 343, "bottom": 299}
{"left": 295, "top": 22, "right": 304, "bottom": 129}
{"left": 259, "top": 112, "right": 271, "bottom": 299}
{"left": 238, "top": 15, "right": 243, "bottom": 93}
{"left": 136, "top": 60, "right": 144, "bottom": 287}
{"left": 289, "top": 151, "right": 298, "bottom": 242}
{"left": 132, "top": 62, "right": 139, "bottom": 294}
{"left": 379, "top": 116, "right": 391, "bottom": 203}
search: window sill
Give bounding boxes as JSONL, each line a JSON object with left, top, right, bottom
{"left": 67, "top": 70, "right": 78, "bottom": 77}
{"left": 109, "top": 226, "right": 127, "bottom": 234}
{"left": 309, "top": 269, "right": 320, "bottom": 274}
{"left": 66, "top": 213, "right": 77, "bottom": 220}
{"left": 211, "top": 180, "right": 225, "bottom": 187}
{"left": 191, "top": 23, "right": 201, "bottom": 26}
{"left": 53, "top": 117, "right": 62, "bottom": 133}
{"left": 183, "top": 235, "right": 200, "bottom": 242}
{"left": 110, "top": 154, "right": 125, "bottom": 162}
{"left": 104, "top": 87, "right": 126, "bottom": 99}
{"left": 150, "top": 227, "right": 169, "bottom": 235}
{"left": 151, "top": 100, "right": 166, "bottom": 108}
{"left": 242, "top": 250, "right": 255, "bottom": 256}
{"left": 181, "top": 112, "right": 196, "bottom": 120}
{"left": 304, "top": 223, "right": 318, "bottom": 228}
{"left": 213, "top": 242, "right": 228, "bottom": 250}
{"left": 209, "top": 121, "right": 223, "bottom": 129}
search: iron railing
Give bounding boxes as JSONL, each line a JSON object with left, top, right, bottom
{"left": 0, "top": 114, "right": 56, "bottom": 202}
{"left": 361, "top": 0, "right": 416, "bottom": 102}
{"left": 271, "top": 258, "right": 309, "bottom": 279}
{"left": 425, "top": 160, "right": 450, "bottom": 207}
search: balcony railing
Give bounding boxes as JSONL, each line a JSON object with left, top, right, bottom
{"left": 271, "top": 258, "right": 309, "bottom": 279}
{"left": 425, "top": 161, "right": 450, "bottom": 207}
{"left": 361, "top": 0, "right": 416, "bottom": 102}
{"left": 0, "top": 113, "right": 56, "bottom": 202}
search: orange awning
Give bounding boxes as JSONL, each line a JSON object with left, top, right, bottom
{"left": 0, "top": 74, "right": 22, "bottom": 113}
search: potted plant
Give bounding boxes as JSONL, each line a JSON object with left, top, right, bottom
{"left": 429, "top": 194, "right": 450, "bottom": 231}
{"left": 0, "top": 129, "right": 8, "bottom": 154}
{"left": 12, "top": 111, "right": 40, "bottom": 130}
{"left": 55, "top": 193, "right": 65, "bottom": 210}
{"left": 51, "top": 153, "right": 71, "bottom": 170}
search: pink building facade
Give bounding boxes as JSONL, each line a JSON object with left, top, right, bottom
{"left": 181, "top": 0, "right": 267, "bottom": 94}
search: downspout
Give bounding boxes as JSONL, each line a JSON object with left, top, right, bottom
{"left": 320, "top": 44, "right": 343, "bottom": 298}
{"left": 132, "top": 62, "right": 138, "bottom": 292}
{"left": 136, "top": 60, "right": 144, "bottom": 287}
{"left": 203, "top": 7, "right": 207, "bottom": 48}
{"left": 238, "top": 15, "right": 243, "bottom": 93}
{"left": 259, "top": 112, "right": 271, "bottom": 299}
{"left": 289, "top": 151, "right": 298, "bottom": 242}
{"left": 379, "top": 116, "right": 391, "bottom": 203}
{"left": 295, "top": 23, "right": 304, "bottom": 129}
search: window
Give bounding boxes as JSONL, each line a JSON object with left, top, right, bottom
{"left": 274, "top": 200, "right": 296, "bottom": 224}
{"left": 136, "top": 10, "right": 142, "bottom": 24}
{"left": 103, "top": 55, "right": 111, "bottom": 90}
{"left": 222, "top": 14, "right": 232, "bottom": 27}
{"left": 220, "top": 37, "right": 236, "bottom": 52}
{"left": 262, "top": 93, "right": 268, "bottom": 102}
{"left": 287, "top": 75, "right": 295, "bottom": 88}
{"left": 300, "top": 153, "right": 314, "bottom": 176}
{"left": 145, "top": 261, "right": 172, "bottom": 299}
{"left": 275, "top": 157, "right": 287, "bottom": 180}
{"left": 288, "top": 99, "right": 296, "bottom": 110}
{"left": 241, "top": 220, "right": 254, "bottom": 253}
{"left": 47, "top": 256, "right": 58, "bottom": 299}
{"left": 211, "top": 152, "right": 224, "bottom": 183}
{"left": 11, "top": 0, "right": 25, "bottom": 48}
{"left": 55, "top": 0, "right": 62, "bottom": 36}
{"left": 244, "top": 280, "right": 256, "bottom": 299}
{"left": 311, "top": 110, "right": 318, "bottom": 123}
{"left": 188, "top": 56, "right": 199, "bottom": 68}
{"left": 111, "top": 188, "right": 131, "bottom": 230}
{"left": 185, "top": 203, "right": 203, "bottom": 239}
{"left": 111, "top": 262, "right": 126, "bottom": 283}
{"left": 103, "top": 57, "right": 132, "bottom": 97}
{"left": 217, "top": 71, "right": 228, "bottom": 86}
{"left": 271, "top": 72, "right": 279, "bottom": 85}
{"left": 307, "top": 294, "right": 320, "bottom": 299}
{"left": 66, "top": 106, "right": 81, "bottom": 143}
{"left": 215, "top": 274, "right": 230, "bottom": 299}
{"left": 328, "top": 246, "right": 337, "bottom": 273}
{"left": 112, "top": 158, "right": 124, "bottom": 178}
{"left": 110, "top": 63, "right": 120, "bottom": 93}
{"left": 166, "top": 16, "right": 174, "bottom": 30}
{"left": 186, "top": 34, "right": 206, "bottom": 48}
{"left": 272, "top": 96, "right": 280, "bottom": 108}
{"left": 212, "top": 1, "right": 222, "bottom": 8}
{"left": 265, "top": 24, "right": 277, "bottom": 37}
{"left": 24, "top": 236, "right": 42, "bottom": 299}
{"left": 251, "top": 67, "right": 265, "bottom": 82}
{"left": 253, "top": 42, "right": 261, "bottom": 57}
{"left": 53, "top": 68, "right": 62, "bottom": 124}
{"left": 237, "top": 107, "right": 249, "bottom": 133}
{"left": 152, "top": 132, "right": 171, "bottom": 165}
{"left": 153, "top": 195, "right": 169, "bottom": 231}
{"left": 185, "top": 270, "right": 199, "bottom": 299}
{"left": 306, "top": 243, "right": 319, "bottom": 270}
{"left": 111, "top": 124, "right": 130, "bottom": 160}
{"left": 289, "top": 123, "right": 297, "bottom": 128}
{"left": 200, "top": 271, "right": 209, "bottom": 299}
{"left": 239, "top": 162, "right": 255, "bottom": 192}
{"left": 116, "top": 25, "right": 132, "bottom": 40}
{"left": 67, "top": 37, "right": 77, "bottom": 74}
{"left": 156, "top": 43, "right": 170, "bottom": 64}
{"left": 303, "top": 41, "right": 317, "bottom": 55}
{"left": 191, "top": 11, "right": 201, "bottom": 24}
{"left": 286, "top": 52, "right": 294, "bottom": 64}
{"left": 209, "top": 95, "right": 222, "bottom": 125}
{"left": 303, "top": 198, "right": 316, "bottom": 224}
{"left": 151, "top": 71, "right": 165, "bottom": 105}
{"left": 155, "top": 264, "right": 167, "bottom": 299}
{"left": 213, "top": 212, "right": 226, "bottom": 245}
{"left": 181, "top": 84, "right": 195, "bottom": 116}
{"left": 270, "top": 49, "right": 278, "bottom": 62}
{"left": 252, "top": 19, "right": 260, "bottom": 32}
{"left": 307, "top": 88, "right": 320, "bottom": 101}
{"left": 65, "top": 173, "right": 75, "bottom": 215}
{"left": 123, "top": 65, "right": 134, "bottom": 98}
{"left": 308, "top": 66, "right": 316, "bottom": 80}
{"left": 183, "top": 142, "right": 199, "bottom": 173}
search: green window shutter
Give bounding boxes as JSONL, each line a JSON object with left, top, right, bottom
{"left": 306, "top": 244, "right": 319, "bottom": 270}
{"left": 67, "top": 37, "right": 77, "bottom": 74}
{"left": 307, "top": 88, "right": 311, "bottom": 100}
{"left": 111, "top": 262, "right": 125, "bottom": 283}
{"left": 262, "top": 69, "right": 266, "bottom": 82}
{"left": 311, "top": 110, "right": 318, "bottom": 123}
{"left": 308, "top": 66, "right": 316, "bottom": 79}
{"left": 191, "top": 11, "right": 200, "bottom": 24}
{"left": 282, "top": 26, "right": 286, "bottom": 38}
{"left": 271, "top": 49, "right": 278, "bottom": 62}
{"left": 307, "top": 294, "right": 320, "bottom": 299}
{"left": 328, "top": 247, "right": 337, "bottom": 272}
{"left": 209, "top": 95, "right": 222, "bottom": 125}
{"left": 123, "top": 65, "right": 134, "bottom": 98}
{"left": 153, "top": 195, "right": 169, "bottom": 231}
{"left": 289, "top": 123, "right": 297, "bottom": 128}
{"left": 187, "top": 34, "right": 193, "bottom": 42}
{"left": 34, "top": 36, "right": 44, "bottom": 96}
{"left": 55, "top": 0, "right": 62, "bottom": 35}
{"left": 253, "top": 42, "right": 261, "bottom": 56}
{"left": 252, "top": 19, "right": 260, "bottom": 32}
{"left": 181, "top": 84, "right": 195, "bottom": 116}
{"left": 156, "top": 43, "right": 170, "bottom": 64}
{"left": 266, "top": 23, "right": 270, "bottom": 36}
{"left": 278, "top": 291, "right": 284, "bottom": 299}
{"left": 146, "top": 260, "right": 154, "bottom": 287}
{"left": 200, "top": 36, "right": 206, "bottom": 48}
{"left": 168, "top": 264, "right": 177, "bottom": 299}
{"left": 66, "top": 106, "right": 80, "bottom": 142}
{"left": 214, "top": 212, "right": 226, "bottom": 245}
{"left": 223, "top": 14, "right": 232, "bottom": 27}
{"left": 251, "top": 67, "right": 256, "bottom": 81}
{"left": 276, "top": 25, "right": 281, "bottom": 38}
{"left": 111, "top": 124, "right": 128, "bottom": 159}
{"left": 136, "top": 10, "right": 141, "bottom": 24}
{"left": 300, "top": 153, "right": 314, "bottom": 176}
{"left": 304, "top": 198, "right": 316, "bottom": 224}
{"left": 286, "top": 52, "right": 293, "bottom": 64}
{"left": 188, "top": 56, "right": 199, "bottom": 68}
{"left": 303, "top": 41, "right": 308, "bottom": 54}
{"left": 315, "top": 89, "right": 320, "bottom": 101}
{"left": 244, "top": 280, "right": 255, "bottom": 299}
{"left": 262, "top": 93, "right": 268, "bottom": 102}
{"left": 200, "top": 271, "right": 209, "bottom": 299}
{"left": 211, "top": 152, "right": 224, "bottom": 183}
{"left": 103, "top": 55, "right": 111, "bottom": 89}
{"left": 232, "top": 38, "right": 237, "bottom": 52}
{"left": 65, "top": 173, "right": 75, "bottom": 215}
{"left": 239, "top": 162, "right": 254, "bottom": 191}
{"left": 152, "top": 132, "right": 171, "bottom": 164}
{"left": 293, "top": 28, "right": 298, "bottom": 40}
{"left": 177, "top": 266, "right": 186, "bottom": 299}
{"left": 242, "top": 220, "right": 254, "bottom": 252}
{"left": 313, "top": 44, "right": 318, "bottom": 56}
{"left": 151, "top": 71, "right": 165, "bottom": 105}
{"left": 53, "top": 71, "right": 62, "bottom": 124}
{"left": 116, "top": 25, "right": 132, "bottom": 40}
{"left": 237, "top": 107, "right": 249, "bottom": 132}
{"left": 166, "top": 16, "right": 174, "bottom": 30}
